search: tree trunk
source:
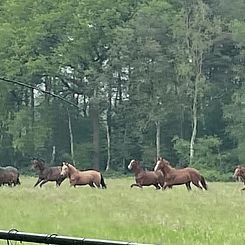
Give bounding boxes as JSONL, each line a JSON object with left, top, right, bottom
{"left": 67, "top": 109, "right": 74, "bottom": 162}
{"left": 190, "top": 79, "right": 198, "bottom": 165}
{"left": 122, "top": 127, "right": 127, "bottom": 173}
{"left": 29, "top": 87, "right": 35, "bottom": 152}
{"left": 90, "top": 98, "right": 100, "bottom": 170}
{"left": 155, "top": 120, "right": 161, "bottom": 158}
{"left": 105, "top": 124, "right": 111, "bottom": 171}
{"left": 30, "top": 88, "right": 35, "bottom": 129}
{"left": 51, "top": 145, "right": 56, "bottom": 165}
{"left": 44, "top": 77, "right": 51, "bottom": 104}
{"left": 106, "top": 85, "right": 112, "bottom": 171}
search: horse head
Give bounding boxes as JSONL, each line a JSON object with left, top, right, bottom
{"left": 128, "top": 159, "right": 141, "bottom": 171}
{"left": 154, "top": 157, "right": 171, "bottom": 173}
{"left": 233, "top": 165, "right": 243, "bottom": 178}
{"left": 31, "top": 158, "right": 45, "bottom": 171}
{"left": 60, "top": 162, "right": 69, "bottom": 176}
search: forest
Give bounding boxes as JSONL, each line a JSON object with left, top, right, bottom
{"left": 0, "top": 0, "right": 244, "bottom": 179}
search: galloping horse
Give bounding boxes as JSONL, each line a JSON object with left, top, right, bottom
{"left": 31, "top": 159, "right": 67, "bottom": 187}
{"left": 0, "top": 166, "right": 21, "bottom": 186}
{"left": 128, "top": 159, "right": 164, "bottom": 189}
{"left": 60, "top": 162, "right": 107, "bottom": 188}
{"left": 233, "top": 165, "right": 245, "bottom": 191}
{"left": 154, "top": 157, "right": 207, "bottom": 191}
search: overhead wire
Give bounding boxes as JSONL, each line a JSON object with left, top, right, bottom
{"left": 0, "top": 77, "right": 79, "bottom": 109}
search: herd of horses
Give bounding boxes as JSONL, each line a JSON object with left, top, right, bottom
{"left": 0, "top": 157, "right": 245, "bottom": 191}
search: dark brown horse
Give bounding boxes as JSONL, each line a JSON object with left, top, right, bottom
{"left": 128, "top": 159, "right": 164, "bottom": 189}
{"left": 60, "top": 162, "right": 107, "bottom": 188}
{"left": 0, "top": 166, "right": 21, "bottom": 186}
{"left": 233, "top": 165, "right": 245, "bottom": 191}
{"left": 31, "top": 159, "right": 66, "bottom": 187}
{"left": 154, "top": 157, "right": 207, "bottom": 191}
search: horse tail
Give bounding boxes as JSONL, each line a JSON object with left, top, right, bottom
{"left": 15, "top": 172, "right": 21, "bottom": 185}
{"left": 100, "top": 173, "right": 107, "bottom": 189}
{"left": 200, "top": 175, "right": 207, "bottom": 190}
{"left": 17, "top": 176, "right": 21, "bottom": 185}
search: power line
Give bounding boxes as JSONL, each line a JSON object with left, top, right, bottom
{"left": 0, "top": 77, "right": 79, "bottom": 109}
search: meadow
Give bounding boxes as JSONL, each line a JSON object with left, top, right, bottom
{"left": 0, "top": 176, "right": 245, "bottom": 245}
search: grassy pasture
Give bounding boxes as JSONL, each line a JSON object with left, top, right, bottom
{"left": 0, "top": 176, "right": 245, "bottom": 245}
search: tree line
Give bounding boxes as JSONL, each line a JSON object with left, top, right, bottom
{"left": 0, "top": 0, "right": 244, "bottom": 178}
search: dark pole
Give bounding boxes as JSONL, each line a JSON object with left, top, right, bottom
{"left": 0, "top": 230, "right": 155, "bottom": 245}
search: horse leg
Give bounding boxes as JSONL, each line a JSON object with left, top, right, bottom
{"left": 70, "top": 183, "right": 76, "bottom": 188}
{"left": 153, "top": 184, "right": 161, "bottom": 190}
{"left": 56, "top": 176, "right": 66, "bottom": 187}
{"left": 39, "top": 180, "right": 49, "bottom": 187}
{"left": 185, "top": 182, "right": 192, "bottom": 191}
{"left": 130, "top": 183, "right": 142, "bottom": 188}
{"left": 34, "top": 178, "right": 43, "bottom": 187}
{"left": 55, "top": 181, "right": 60, "bottom": 187}
{"left": 94, "top": 179, "right": 101, "bottom": 188}
{"left": 162, "top": 182, "right": 169, "bottom": 190}
{"left": 192, "top": 179, "right": 203, "bottom": 190}
{"left": 89, "top": 182, "right": 96, "bottom": 188}
{"left": 94, "top": 183, "right": 101, "bottom": 188}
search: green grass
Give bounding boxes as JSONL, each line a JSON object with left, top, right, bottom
{"left": 0, "top": 176, "right": 245, "bottom": 245}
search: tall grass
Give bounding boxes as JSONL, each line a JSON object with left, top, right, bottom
{"left": 0, "top": 176, "right": 245, "bottom": 245}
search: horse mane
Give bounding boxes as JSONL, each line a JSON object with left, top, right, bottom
{"left": 33, "top": 158, "right": 46, "bottom": 171}
{"left": 239, "top": 166, "right": 245, "bottom": 176}
{"left": 158, "top": 157, "right": 171, "bottom": 166}
{"left": 65, "top": 162, "right": 78, "bottom": 172}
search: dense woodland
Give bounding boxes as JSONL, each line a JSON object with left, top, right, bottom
{"left": 0, "top": 0, "right": 245, "bottom": 178}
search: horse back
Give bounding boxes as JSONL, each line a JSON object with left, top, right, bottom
{"left": 81, "top": 170, "right": 101, "bottom": 178}
{"left": 71, "top": 169, "right": 101, "bottom": 186}
{"left": 185, "top": 167, "right": 201, "bottom": 175}
{"left": 136, "top": 170, "right": 163, "bottom": 185}
{"left": 43, "top": 166, "right": 62, "bottom": 180}
{"left": 0, "top": 169, "right": 16, "bottom": 184}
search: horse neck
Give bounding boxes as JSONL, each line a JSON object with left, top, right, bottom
{"left": 161, "top": 162, "right": 174, "bottom": 174}
{"left": 36, "top": 162, "right": 46, "bottom": 173}
{"left": 67, "top": 164, "right": 78, "bottom": 176}
{"left": 132, "top": 165, "right": 144, "bottom": 176}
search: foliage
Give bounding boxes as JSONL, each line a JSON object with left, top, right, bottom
{"left": 173, "top": 135, "right": 225, "bottom": 170}
{"left": 0, "top": 0, "right": 244, "bottom": 176}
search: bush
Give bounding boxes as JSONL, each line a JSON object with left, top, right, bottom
{"left": 200, "top": 169, "right": 234, "bottom": 182}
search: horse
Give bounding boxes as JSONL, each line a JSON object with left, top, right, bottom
{"left": 0, "top": 166, "right": 21, "bottom": 186}
{"left": 31, "top": 159, "right": 67, "bottom": 187}
{"left": 154, "top": 157, "right": 208, "bottom": 191}
{"left": 233, "top": 165, "right": 245, "bottom": 191}
{"left": 60, "top": 162, "right": 107, "bottom": 188}
{"left": 127, "top": 159, "right": 164, "bottom": 189}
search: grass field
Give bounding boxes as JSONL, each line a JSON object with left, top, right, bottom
{"left": 0, "top": 176, "right": 245, "bottom": 245}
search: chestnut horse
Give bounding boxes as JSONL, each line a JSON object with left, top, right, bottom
{"left": 233, "top": 165, "right": 245, "bottom": 191}
{"left": 128, "top": 159, "right": 164, "bottom": 189}
{"left": 60, "top": 162, "right": 107, "bottom": 188}
{"left": 154, "top": 157, "right": 207, "bottom": 191}
{"left": 31, "top": 159, "right": 67, "bottom": 187}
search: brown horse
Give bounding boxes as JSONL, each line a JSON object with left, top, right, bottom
{"left": 233, "top": 165, "right": 245, "bottom": 191}
{"left": 31, "top": 159, "right": 67, "bottom": 187}
{"left": 154, "top": 157, "right": 207, "bottom": 191}
{"left": 0, "top": 166, "right": 21, "bottom": 186}
{"left": 60, "top": 162, "right": 107, "bottom": 188}
{"left": 128, "top": 159, "right": 164, "bottom": 189}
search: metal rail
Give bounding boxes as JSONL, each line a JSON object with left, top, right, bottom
{"left": 0, "top": 230, "right": 155, "bottom": 245}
